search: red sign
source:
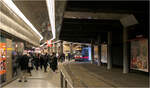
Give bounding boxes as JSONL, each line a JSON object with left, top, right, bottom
{"left": 47, "top": 40, "right": 53, "bottom": 47}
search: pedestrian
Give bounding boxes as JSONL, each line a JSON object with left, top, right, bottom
{"left": 34, "top": 53, "right": 40, "bottom": 70}
{"left": 40, "top": 54, "right": 44, "bottom": 70}
{"left": 48, "top": 54, "right": 53, "bottom": 69}
{"left": 43, "top": 53, "right": 48, "bottom": 72}
{"left": 51, "top": 53, "right": 58, "bottom": 72}
{"left": 18, "top": 51, "right": 29, "bottom": 82}
{"left": 60, "top": 53, "right": 65, "bottom": 62}
{"left": 27, "top": 54, "right": 33, "bottom": 76}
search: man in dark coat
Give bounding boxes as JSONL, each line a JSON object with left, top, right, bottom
{"left": 33, "top": 53, "right": 40, "bottom": 70}
{"left": 43, "top": 53, "right": 49, "bottom": 72}
{"left": 51, "top": 53, "right": 58, "bottom": 72}
{"left": 18, "top": 52, "right": 29, "bottom": 82}
{"left": 39, "top": 54, "right": 44, "bottom": 70}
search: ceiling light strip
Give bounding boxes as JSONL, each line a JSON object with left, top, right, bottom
{"left": 2, "top": 0, "right": 43, "bottom": 41}
{"left": 46, "top": 0, "right": 56, "bottom": 42}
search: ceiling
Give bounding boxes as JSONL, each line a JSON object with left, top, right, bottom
{"left": 13, "top": 0, "right": 51, "bottom": 43}
{"left": 59, "top": 1, "right": 149, "bottom": 43}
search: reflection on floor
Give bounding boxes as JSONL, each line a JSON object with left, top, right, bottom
{"left": 3, "top": 68, "right": 60, "bottom": 88}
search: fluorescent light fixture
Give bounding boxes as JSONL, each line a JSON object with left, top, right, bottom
{"left": 40, "top": 0, "right": 56, "bottom": 46}
{"left": 46, "top": 0, "right": 56, "bottom": 41}
{"left": 2, "top": 0, "right": 43, "bottom": 41}
{"left": 40, "top": 40, "right": 60, "bottom": 47}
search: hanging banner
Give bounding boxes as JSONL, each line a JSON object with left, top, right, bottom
{"left": 131, "top": 39, "right": 148, "bottom": 72}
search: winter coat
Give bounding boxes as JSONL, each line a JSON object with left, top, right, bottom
{"left": 19, "top": 54, "right": 29, "bottom": 71}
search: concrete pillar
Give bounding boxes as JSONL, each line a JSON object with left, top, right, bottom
{"left": 53, "top": 43, "right": 55, "bottom": 53}
{"left": 54, "top": 43, "right": 57, "bottom": 53}
{"left": 60, "top": 41, "right": 63, "bottom": 55}
{"left": 97, "top": 36, "right": 101, "bottom": 66}
{"left": 123, "top": 28, "right": 128, "bottom": 74}
{"left": 70, "top": 43, "right": 73, "bottom": 59}
{"left": 91, "top": 40, "right": 94, "bottom": 64}
{"left": 70, "top": 43, "right": 73, "bottom": 54}
{"left": 107, "top": 32, "right": 112, "bottom": 70}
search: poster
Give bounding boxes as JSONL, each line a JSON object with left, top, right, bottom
{"left": 131, "top": 39, "right": 148, "bottom": 72}
{"left": 0, "top": 42, "right": 6, "bottom": 75}
{"left": 101, "top": 44, "right": 107, "bottom": 63}
{"left": 0, "top": 36, "right": 7, "bottom": 84}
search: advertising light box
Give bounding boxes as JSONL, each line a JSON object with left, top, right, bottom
{"left": 130, "top": 39, "right": 148, "bottom": 72}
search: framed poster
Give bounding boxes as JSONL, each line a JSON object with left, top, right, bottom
{"left": 131, "top": 39, "right": 148, "bottom": 72}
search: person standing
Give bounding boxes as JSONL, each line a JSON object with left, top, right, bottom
{"left": 18, "top": 52, "right": 29, "bottom": 82}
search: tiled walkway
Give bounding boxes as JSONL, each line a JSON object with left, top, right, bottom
{"left": 3, "top": 68, "right": 60, "bottom": 88}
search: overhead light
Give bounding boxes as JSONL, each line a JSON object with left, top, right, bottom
{"left": 40, "top": 0, "right": 56, "bottom": 46}
{"left": 2, "top": 0, "right": 43, "bottom": 41}
{"left": 46, "top": 0, "right": 56, "bottom": 42}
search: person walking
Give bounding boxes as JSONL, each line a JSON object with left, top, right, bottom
{"left": 43, "top": 53, "right": 48, "bottom": 72}
{"left": 40, "top": 54, "right": 44, "bottom": 70}
{"left": 18, "top": 52, "right": 29, "bottom": 82}
{"left": 34, "top": 53, "right": 40, "bottom": 71}
{"left": 60, "top": 53, "right": 65, "bottom": 62}
{"left": 48, "top": 54, "right": 53, "bottom": 69}
{"left": 27, "top": 54, "right": 33, "bottom": 76}
{"left": 51, "top": 53, "right": 58, "bottom": 72}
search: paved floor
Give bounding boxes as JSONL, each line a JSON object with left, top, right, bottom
{"left": 62, "top": 63, "right": 149, "bottom": 87}
{"left": 3, "top": 67, "right": 60, "bottom": 88}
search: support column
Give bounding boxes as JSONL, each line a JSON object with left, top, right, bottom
{"left": 97, "top": 36, "right": 101, "bottom": 66}
{"left": 53, "top": 43, "right": 55, "bottom": 53}
{"left": 60, "top": 41, "right": 63, "bottom": 55}
{"left": 54, "top": 43, "right": 57, "bottom": 53}
{"left": 91, "top": 40, "right": 94, "bottom": 64}
{"left": 123, "top": 28, "right": 128, "bottom": 74}
{"left": 70, "top": 43, "right": 73, "bottom": 54}
{"left": 107, "top": 32, "right": 112, "bottom": 70}
{"left": 70, "top": 43, "right": 73, "bottom": 60}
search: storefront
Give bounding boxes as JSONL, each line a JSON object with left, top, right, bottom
{"left": 0, "top": 33, "right": 25, "bottom": 85}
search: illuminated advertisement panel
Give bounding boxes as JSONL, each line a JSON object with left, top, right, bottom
{"left": 0, "top": 36, "right": 6, "bottom": 83}
{"left": 131, "top": 39, "right": 148, "bottom": 72}
{"left": 101, "top": 44, "right": 107, "bottom": 63}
